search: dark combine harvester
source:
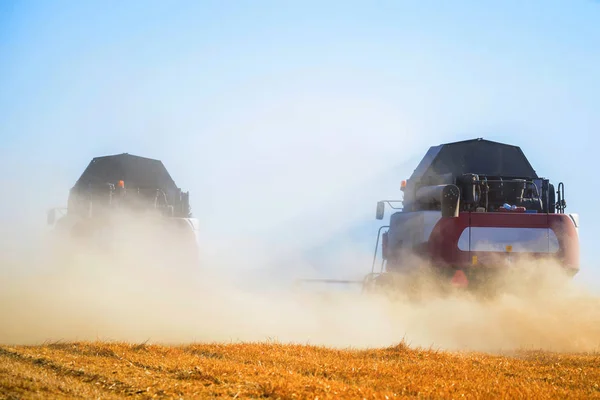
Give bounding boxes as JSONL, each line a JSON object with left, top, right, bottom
{"left": 47, "top": 153, "right": 200, "bottom": 265}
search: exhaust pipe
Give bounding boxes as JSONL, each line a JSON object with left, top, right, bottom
{"left": 415, "top": 184, "right": 460, "bottom": 218}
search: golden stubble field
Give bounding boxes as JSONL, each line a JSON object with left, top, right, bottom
{"left": 1, "top": 341, "right": 599, "bottom": 399}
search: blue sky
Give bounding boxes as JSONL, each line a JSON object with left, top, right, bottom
{"left": 1, "top": 1, "right": 599, "bottom": 288}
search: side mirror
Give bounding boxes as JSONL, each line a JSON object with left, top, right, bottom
{"left": 47, "top": 209, "right": 56, "bottom": 225}
{"left": 376, "top": 201, "right": 385, "bottom": 220}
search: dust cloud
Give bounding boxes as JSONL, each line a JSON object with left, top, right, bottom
{"left": 1, "top": 209, "right": 599, "bottom": 355}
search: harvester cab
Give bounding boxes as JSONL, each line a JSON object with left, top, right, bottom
{"left": 369, "top": 138, "right": 579, "bottom": 291}
{"left": 46, "top": 153, "right": 201, "bottom": 267}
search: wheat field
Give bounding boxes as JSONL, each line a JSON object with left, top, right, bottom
{"left": 0, "top": 341, "right": 598, "bottom": 399}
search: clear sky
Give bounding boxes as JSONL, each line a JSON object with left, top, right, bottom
{"left": 1, "top": 1, "right": 599, "bottom": 288}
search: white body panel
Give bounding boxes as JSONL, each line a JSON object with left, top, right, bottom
{"left": 457, "top": 227, "right": 560, "bottom": 253}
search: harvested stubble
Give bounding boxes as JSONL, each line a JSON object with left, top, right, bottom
{"left": 0, "top": 341, "right": 599, "bottom": 399}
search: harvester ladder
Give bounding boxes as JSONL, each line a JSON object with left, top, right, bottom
{"left": 359, "top": 225, "right": 389, "bottom": 292}
{"left": 369, "top": 225, "right": 389, "bottom": 274}
{"left": 370, "top": 225, "right": 388, "bottom": 274}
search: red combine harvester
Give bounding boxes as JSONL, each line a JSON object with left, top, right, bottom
{"left": 366, "top": 138, "right": 579, "bottom": 292}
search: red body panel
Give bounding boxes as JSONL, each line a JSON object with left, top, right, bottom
{"left": 421, "top": 212, "right": 579, "bottom": 273}
{"left": 547, "top": 214, "right": 580, "bottom": 272}
{"left": 427, "top": 213, "right": 470, "bottom": 267}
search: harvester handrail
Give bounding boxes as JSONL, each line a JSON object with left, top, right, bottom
{"left": 557, "top": 182, "right": 566, "bottom": 213}
{"left": 378, "top": 200, "right": 403, "bottom": 210}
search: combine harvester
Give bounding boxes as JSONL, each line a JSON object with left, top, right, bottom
{"left": 46, "top": 153, "right": 201, "bottom": 268}
{"left": 302, "top": 138, "right": 580, "bottom": 295}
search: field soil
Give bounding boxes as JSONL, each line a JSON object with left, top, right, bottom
{"left": 1, "top": 341, "right": 599, "bottom": 399}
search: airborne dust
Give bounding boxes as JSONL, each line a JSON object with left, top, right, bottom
{"left": 0, "top": 207, "right": 599, "bottom": 355}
